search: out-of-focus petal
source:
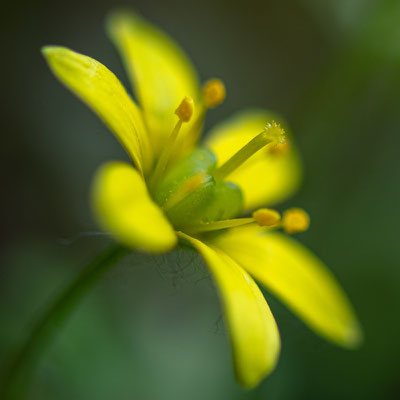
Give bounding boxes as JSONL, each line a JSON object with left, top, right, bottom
{"left": 205, "top": 110, "right": 302, "bottom": 210}
{"left": 42, "top": 46, "right": 151, "bottom": 175}
{"left": 178, "top": 232, "right": 281, "bottom": 388}
{"left": 212, "top": 226, "right": 363, "bottom": 348}
{"left": 107, "top": 11, "right": 200, "bottom": 155}
{"left": 92, "top": 162, "right": 177, "bottom": 253}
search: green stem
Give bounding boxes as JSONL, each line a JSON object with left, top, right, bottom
{"left": 2, "top": 243, "right": 130, "bottom": 400}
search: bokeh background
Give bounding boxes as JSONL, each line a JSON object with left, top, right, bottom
{"left": 1, "top": 0, "right": 400, "bottom": 398}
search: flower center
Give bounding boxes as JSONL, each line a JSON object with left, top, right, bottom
{"left": 148, "top": 81, "right": 306, "bottom": 236}
{"left": 150, "top": 122, "right": 286, "bottom": 230}
{"left": 151, "top": 146, "right": 242, "bottom": 228}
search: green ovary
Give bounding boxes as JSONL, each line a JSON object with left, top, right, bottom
{"left": 151, "top": 148, "right": 244, "bottom": 229}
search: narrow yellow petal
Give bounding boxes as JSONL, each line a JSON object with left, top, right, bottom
{"left": 92, "top": 162, "right": 177, "bottom": 253}
{"left": 205, "top": 110, "right": 302, "bottom": 211}
{"left": 178, "top": 232, "right": 281, "bottom": 388}
{"left": 212, "top": 226, "right": 363, "bottom": 348}
{"left": 42, "top": 46, "right": 151, "bottom": 175}
{"left": 107, "top": 11, "right": 200, "bottom": 155}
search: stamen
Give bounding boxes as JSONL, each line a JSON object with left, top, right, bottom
{"left": 213, "top": 121, "right": 286, "bottom": 181}
{"left": 185, "top": 207, "right": 309, "bottom": 235}
{"left": 253, "top": 208, "right": 281, "bottom": 227}
{"left": 186, "top": 218, "right": 255, "bottom": 233}
{"left": 182, "top": 107, "right": 207, "bottom": 149}
{"left": 179, "top": 79, "right": 226, "bottom": 152}
{"left": 203, "top": 79, "right": 226, "bottom": 108}
{"left": 282, "top": 208, "right": 310, "bottom": 234}
{"left": 162, "top": 172, "right": 211, "bottom": 211}
{"left": 186, "top": 207, "right": 281, "bottom": 234}
{"left": 150, "top": 97, "right": 194, "bottom": 187}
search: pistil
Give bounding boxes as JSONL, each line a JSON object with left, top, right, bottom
{"left": 213, "top": 121, "right": 286, "bottom": 182}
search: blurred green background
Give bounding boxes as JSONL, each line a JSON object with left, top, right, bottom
{"left": 1, "top": 0, "right": 400, "bottom": 398}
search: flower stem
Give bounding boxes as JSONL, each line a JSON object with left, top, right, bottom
{"left": 1, "top": 243, "right": 130, "bottom": 400}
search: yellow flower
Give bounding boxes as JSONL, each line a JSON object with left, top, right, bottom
{"left": 42, "top": 10, "right": 362, "bottom": 388}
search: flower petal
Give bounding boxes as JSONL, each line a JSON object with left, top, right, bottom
{"left": 178, "top": 232, "right": 281, "bottom": 388}
{"left": 107, "top": 11, "right": 200, "bottom": 155}
{"left": 42, "top": 46, "right": 151, "bottom": 175}
{"left": 205, "top": 110, "right": 302, "bottom": 211}
{"left": 92, "top": 162, "right": 177, "bottom": 253}
{"left": 212, "top": 226, "right": 363, "bottom": 348}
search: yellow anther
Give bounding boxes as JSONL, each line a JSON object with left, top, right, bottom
{"left": 175, "top": 96, "right": 194, "bottom": 122}
{"left": 253, "top": 208, "right": 281, "bottom": 227}
{"left": 203, "top": 79, "right": 226, "bottom": 108}
{"left": 282, "top": 208, "right": 310, "bottom": 234}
